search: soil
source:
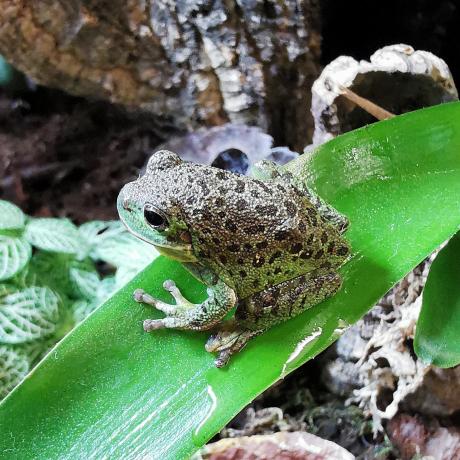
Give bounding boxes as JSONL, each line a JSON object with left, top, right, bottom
{"left": 0, "top": 87, "right": 170, "bottom": 221}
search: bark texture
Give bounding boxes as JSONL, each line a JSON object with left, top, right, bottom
{"left": 0, "top": 1, "right": 321, "bottom": 150}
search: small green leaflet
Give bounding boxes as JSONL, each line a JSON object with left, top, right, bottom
{"left": 0, "top": 346, "right": 29, "bottom": 399}
{"left": 0, "top": 235, "right": 32, "bottom": 281}
{"left": 69, "top": 266, "right": 101, "bottom": 301}
{"left": 0, "top": 287, "right": 60, "bottom": 344}
{"left": 0, "top": 200, "right": 25, "bottom": 231}
{"left": 25, "top": 218, "right": 88, "bottom": 256}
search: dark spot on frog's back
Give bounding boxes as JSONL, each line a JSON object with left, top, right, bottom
{"left": 197, "top": 179, "right": 209, "bottom": 195}
{"left": 214, "top": 197, "right": 224, "bottom": 207}
{"left": 234, "top": 180, "right": 245, "bottom": 193}
{"left": 253, "top": 179, "right": 272, "bottom": 194}
{"left": 256, "top": 204, "right": 277, "bottom": 215}
{"left": 289, "top": 243, "right": 303, "bottom": 254}
{"left": 256, "top": 241, "right": 268, "bottom": 250}
{"left": 275, "top": 230, "right": 288, "bottom": 241}
{"left": 337, "top": 245, "right": 350, "bottom": 256}
{"left": 321, "top": 231, "right": 329, "bottom": 244}
{"left": 225, "top": 220, "right": 237, "bottom": 231}
{"left": 227, "top": 243, "right": 240, "bottom": 253}
{"left": 269, "top": 251, "right": 281, "bottom": 264}
{"left": 253, "top": 256, "right": 265, "bottom": 267}
{"left": 216, "top": 170, "right": 228, "bottom": 180}
{"left": 284, "top": 201, "right": 297, "bottom": 217}
{"left": 314, "top": 249, "right": 324, "bottom": 259}
{"left": 236, "top": 199, "right": 248, "bottom": 210}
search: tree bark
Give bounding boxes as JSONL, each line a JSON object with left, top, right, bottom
{"left": 0, "top": 1, "right": 321, "bottom": 150}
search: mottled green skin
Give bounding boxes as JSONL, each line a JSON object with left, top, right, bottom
{"left": 117, "top": 150, "right": 351, "bottom": 366}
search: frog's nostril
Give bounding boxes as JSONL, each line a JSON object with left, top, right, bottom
{"left": 123, "top": 198, "right": 132, "bottom": 212}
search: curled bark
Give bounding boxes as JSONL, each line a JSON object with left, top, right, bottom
{"left": 0, "top": 1, "right": 321, "bottom": 149}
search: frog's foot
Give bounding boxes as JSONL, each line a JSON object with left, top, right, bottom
{"left": 205, "top": 323, "right": 262, "bottom": 367}
{"left": 134, "top": 279, "right": 236, "bottom": 332}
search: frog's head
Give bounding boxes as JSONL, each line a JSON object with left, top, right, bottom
{"left": 117, "top": 150, "right": 198, "bottom": 262}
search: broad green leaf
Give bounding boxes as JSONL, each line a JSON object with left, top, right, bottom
{"left": 1, "top": 103, "right": 460, "bottom": 459}
{"left": 414, "top": 232, "right": 460, "bottom": 367}
{"left": 0, "top": 200, "right": 25, "bottom": 231}
{"left": 0, "top": 287, "right": 60, "bottom": 344}
{"left": 0, "top": 235, "right": 31, "bottom": 281}
{"left": 25, "top": 218, "right": 87, "bottom": 256}
{"left": 0, "top": 346, "right": 29, "bottom": 399}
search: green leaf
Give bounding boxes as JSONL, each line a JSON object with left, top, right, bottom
{"left": 1, "top": 103, "right": 460, "bottom": 458}
{"left": 71, "top": 299, "right": 100, "bottom": 325}
{"left": 92, "top": 231, "right": 158, "bottom": 269}
{"left": 79, "top": 220, "right": 125, "bottom": 247}
{"left": 25, "top": 218, "right": 87, "bottom": 256}
{"left": 0, "top": 235, "right": 32, "bottom": 281}
{"left": 0, "top": 346, "right": 29, "bottom": 400}
{"left": 0, "top": 287, "right": 60, "bottom": 344}
{"left": 414, "top": 232, "right": 460, "bottom": 367}
{"left": 0, "top": 200, "right": 26, "bottom": 231}
{"left": 69, "top": 266, "right": 100, "bottom": 301}
{"left": 24, "top": 252, "right": 75, "bottom": 297}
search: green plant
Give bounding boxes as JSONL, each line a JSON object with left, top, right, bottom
{"left": 0, "top": 202, "right": 157, "bottom": 399}
{"left": 414, "top": 231, "right": 460, "bottom": 367}
{"left": 1, "top": 102, "right": 460, "bottom": 459}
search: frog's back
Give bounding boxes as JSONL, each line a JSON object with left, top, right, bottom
{"left": 178, "top": 164, "right": 350, "bottom": 299}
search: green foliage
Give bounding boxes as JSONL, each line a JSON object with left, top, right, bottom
{"left": 0, "top": 234, "right": 31, "bottom": 281}
{"left": 1, "top": 103, "right": 459, "bottom": 459}
{"left": 0, "top": 287, "right": 60, "bottom": 344}
{"left": 414, "top": 231, "right": 460, "bottom": 367}
{"left": 0, "top": 346, "right": 28, "bottom": 399}
{"left": 0, "top": 200, "right": 25, "bottom": 230}
{"left": 0, "top": 201, "right": 158, "bottom": 400}
{"left": 24, "top": 218, "right": 87, "bottom": 256}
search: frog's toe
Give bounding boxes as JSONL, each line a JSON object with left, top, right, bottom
{"left": 162, "top": 279, "right": 196, "bottom": 309}
{"left": 215, "top": 350, "right": 231, "bottom": 368}
{"left": 133, "top": 288, "right": 146, "bottom": 303}
{"left": 206, "top": 327, "right": 261, "bottom": 367}
{"left": 143, "top": 319, "right": 166, "bottom": 331}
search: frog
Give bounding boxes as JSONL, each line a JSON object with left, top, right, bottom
{"left": 117, "top": 150, "right": 351, "bottom": 367}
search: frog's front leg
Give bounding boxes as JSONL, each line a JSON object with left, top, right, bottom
{"left": 134, "top": 278, "right": 236, "bottom": 332}
{"left": 205, "top": 269, "right": 342, "bottom": 367}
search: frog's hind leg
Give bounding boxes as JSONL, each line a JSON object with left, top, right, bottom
{"left": 206, "top": 269, "right": 342, "bottom": 367}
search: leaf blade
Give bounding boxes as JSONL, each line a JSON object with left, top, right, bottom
{"left": 414, "top": 232, "right": 460, "bottom": 368}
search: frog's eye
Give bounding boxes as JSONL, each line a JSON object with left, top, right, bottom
{"left": 143, "top": 204, "right": 168, "bottom": 231}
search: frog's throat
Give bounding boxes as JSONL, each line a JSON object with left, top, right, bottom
{"left": 118, "top": 214, "right": 198, "bottom": 263}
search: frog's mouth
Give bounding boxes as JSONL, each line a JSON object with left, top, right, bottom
{"left": 153, "top": 243, "right": 197, "bottom": 262}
